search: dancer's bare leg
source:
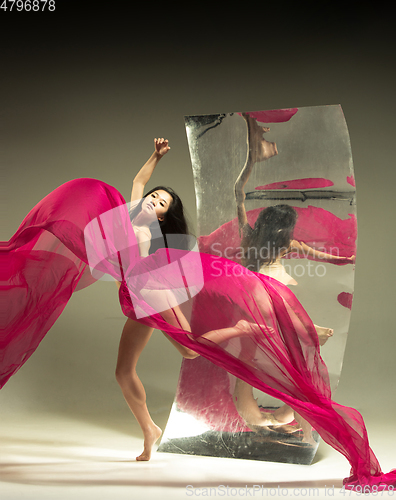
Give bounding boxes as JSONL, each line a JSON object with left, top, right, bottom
{"left": 274, "top": 404, "right": 296, "bottom": 424}
{"left": 293, "top": 412, "right": 316, "bottom": 445}
{"left": 115, "top": 318, "right": 162, "bottom": 461}
{"left": 161, "top": 331, "right": 199, "bottom": 359}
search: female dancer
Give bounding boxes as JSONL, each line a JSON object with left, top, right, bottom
{"left": 114, "top": 137, "right": 197, "bottom": 461}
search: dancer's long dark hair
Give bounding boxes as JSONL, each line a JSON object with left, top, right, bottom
{"left": 129, "top": 186, "right": 191, "bottom": 252}
{"left": 242, "top": 204, "right": 298, "bottom": 269}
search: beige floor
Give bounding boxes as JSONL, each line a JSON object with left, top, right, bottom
{"left": 0, "top": 409, "right": 394, "bottom": 500}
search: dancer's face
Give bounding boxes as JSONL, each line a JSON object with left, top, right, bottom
{"left": 142, "top": 190, "right": 173, "bottom": 222}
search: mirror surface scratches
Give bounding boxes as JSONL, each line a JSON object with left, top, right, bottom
{"left": 158, "top": 106, "right": 356, "bottom": 465}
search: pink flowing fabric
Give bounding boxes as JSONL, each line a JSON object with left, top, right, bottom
{"left": 175, "top": 356, "right": 249, "bottom": 433}
{"left": 239, "top": 109, "right": 299, "bottom": 123}
{"left": 338, "top": 292, "right": 353, "bottom": 310}
{"left": 256, "top": 178, "right": 334, "bottom": 190}
{"left": 347, "top": 175, "right": 356, "bottom": 187}
{"left": 1, "top": 178, "right": 395, "bottom": 490}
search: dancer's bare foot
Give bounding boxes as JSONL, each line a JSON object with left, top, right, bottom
{"left": 136, "top": 424, "right": 162, "bottom": 461}
{"left": 315, "top": 325, "right": 334, "bottom": 346}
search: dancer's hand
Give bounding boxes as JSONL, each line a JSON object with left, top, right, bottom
{"left": 154, "top": 138, "right": 170, "bottom": 157}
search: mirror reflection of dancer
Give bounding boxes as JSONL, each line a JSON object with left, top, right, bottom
{"left": 231, "top": 114, "right": 355, "bottom": 441}
{"left": 114, "top": 138, "right": 197, "bottom": 461}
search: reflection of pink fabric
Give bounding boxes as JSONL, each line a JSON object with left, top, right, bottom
{"left": 347, "top": 175, "right": 356, "bottom": 187}
{"left": 176, "top": 356, "right": 248, "bottom": 433}
{"left": 198, "top": 206, "right": 357, "bottom": 263}
{"left": 240, "top": 109, "right": 298, "bottom": 123}
{"left": 256, "top": 178, "right": 334, "bottom": 190}
{"left": 2, "top": 178, "right": 395, "bottom": 490}
{"left": 176, "top": 356, "right": 287, "bottom": 433}
{"left": 338, "top": 292, "right": 353, "bottom": 310}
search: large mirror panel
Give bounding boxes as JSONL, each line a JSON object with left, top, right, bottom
{"left": 158, "top": 105, "right": 356, "bottom": 464}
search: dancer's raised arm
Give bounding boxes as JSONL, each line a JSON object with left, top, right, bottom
{"left": 131, "top": 138, "right": 170, "bottom": 203}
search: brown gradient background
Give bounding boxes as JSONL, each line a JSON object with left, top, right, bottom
{"left": 1, "top": 3, "right": 395, "bottom": 437}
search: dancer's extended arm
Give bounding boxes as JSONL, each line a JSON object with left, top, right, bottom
{"left": 290, "top": 240, "right": 355, "bottom": 263}
{"left": 131, "top": 138, "right": 170, "bottom": 202}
